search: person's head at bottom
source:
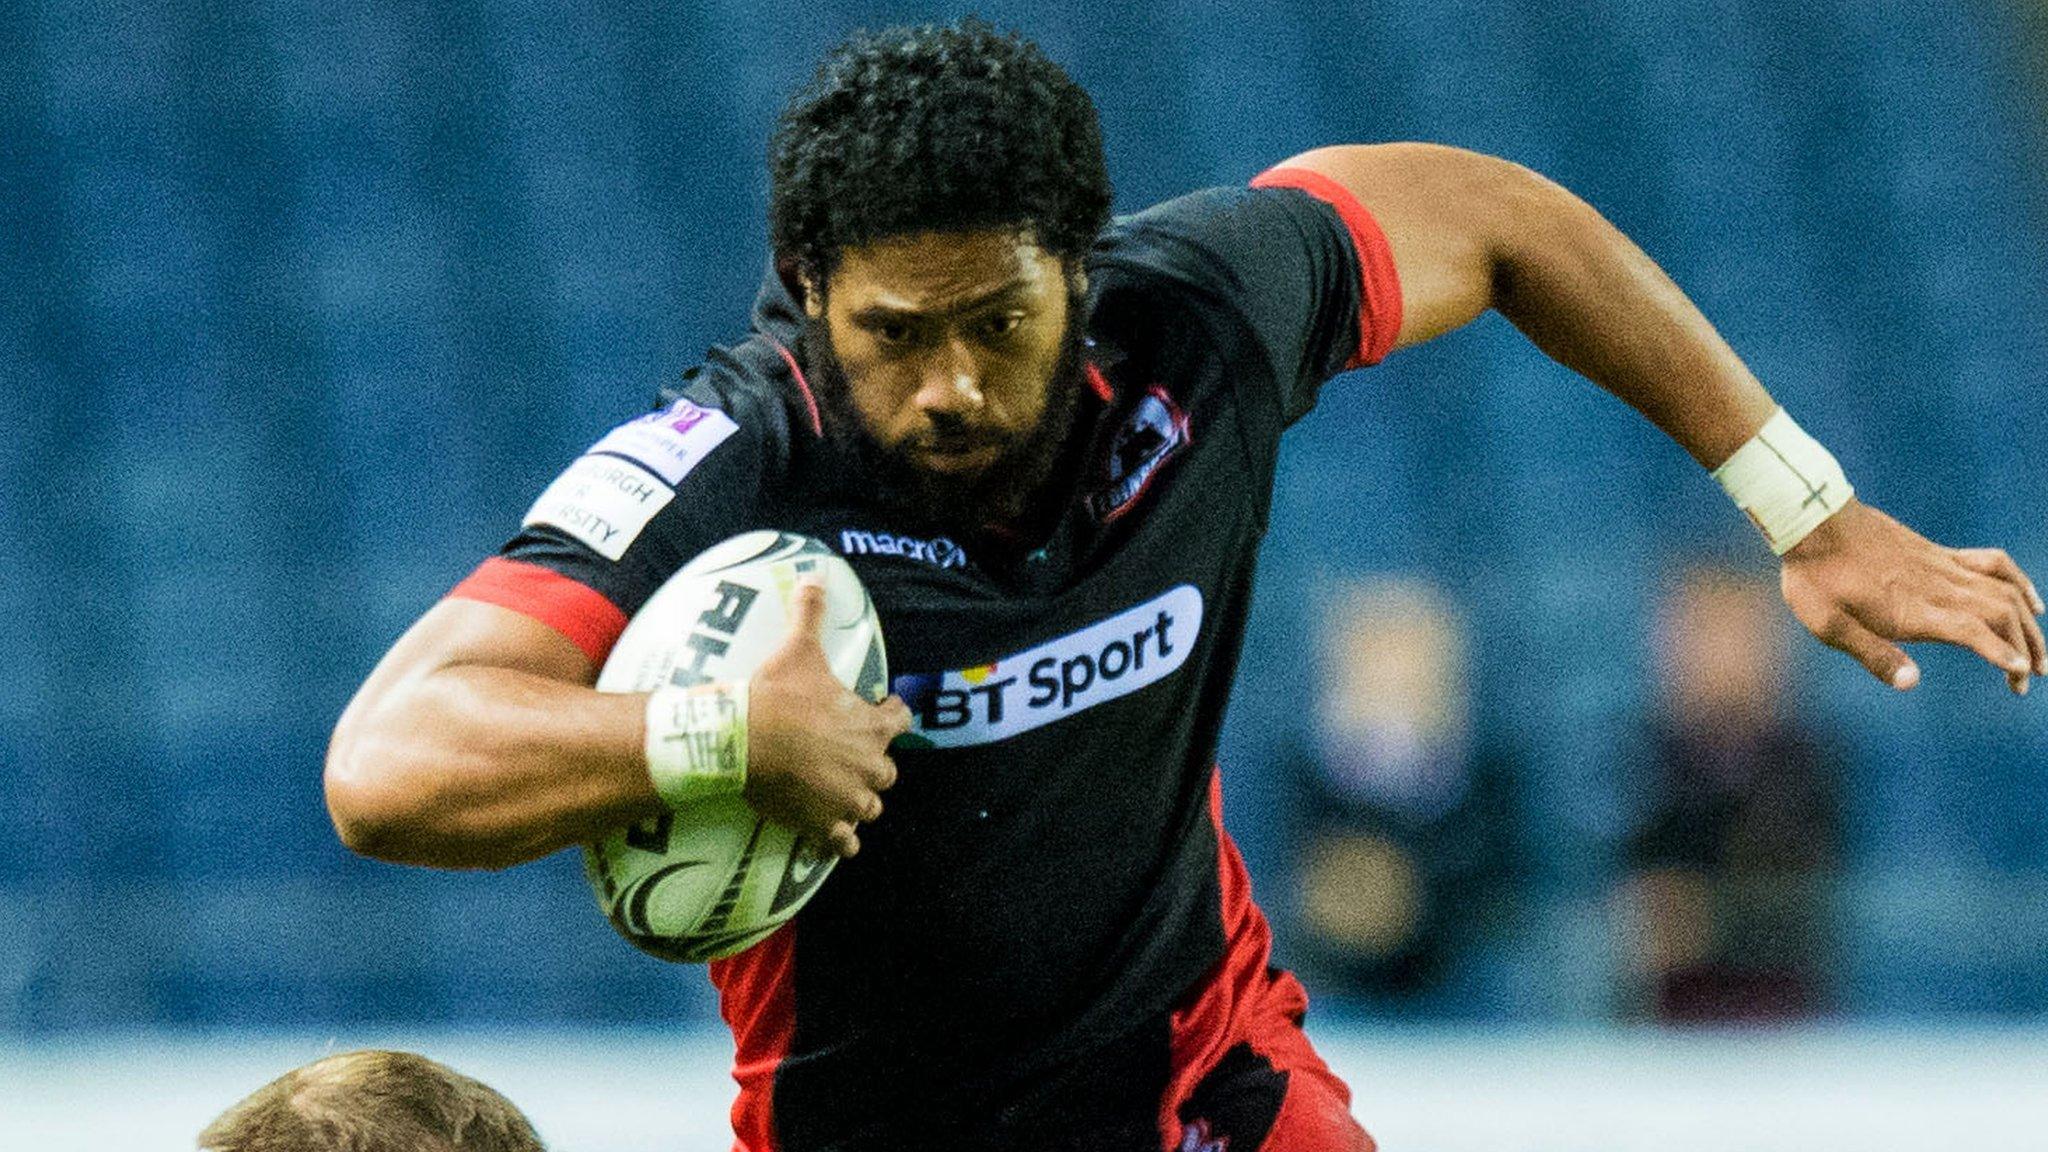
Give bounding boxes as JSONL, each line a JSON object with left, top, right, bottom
{"left": 197, "top": 1049, "right": 544, "bottom": 1152}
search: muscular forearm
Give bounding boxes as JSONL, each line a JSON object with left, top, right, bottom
{"left": 1487, "top": 165, "right": 1777, "bottom": 469}
{"left": 326, "top": 665, "right": 662, "bottom": 870}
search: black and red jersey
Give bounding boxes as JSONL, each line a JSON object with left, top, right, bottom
{"left": 452, "top": 169, "right": 1400, "bottom": 1151}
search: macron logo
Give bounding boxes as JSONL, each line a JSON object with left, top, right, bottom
{"left": 890, "top": 585, "right": 1203, "bottom": 748}
{"left": 839, "top": 529, "right": 968, "bottom": 570}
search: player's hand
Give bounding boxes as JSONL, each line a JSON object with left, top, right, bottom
{"left": 1780, "top": 499, "right": 2047, "bottom": 694}
{"left": 744, "top": 579, "right": 912, "bottom": 856}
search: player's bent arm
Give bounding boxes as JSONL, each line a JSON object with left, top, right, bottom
{"left": 1269, "top": 142, "right": 2046, "bottom": 693}
{"left": 324, "top": 599, "right": 664, "bottom": 870}
{"left": 1271, "top": 142, "right": 1776, "bottom": 467}
{"left": 327, "top": 587, "right": 908, "bottom": 869}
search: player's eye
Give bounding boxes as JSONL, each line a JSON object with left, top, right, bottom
{"left": 980, "top": 313, "right": 1024, "bottom": 339}
{"left": 874, "top": 321, "right": 913, "bottom": 345}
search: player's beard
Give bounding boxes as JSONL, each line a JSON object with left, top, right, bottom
{"left": 801, "top": 306, "right": 1088, "bottom": 537}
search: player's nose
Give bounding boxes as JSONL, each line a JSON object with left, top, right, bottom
{"left": 913, "top": 335, "right": 985, "bottom": 417}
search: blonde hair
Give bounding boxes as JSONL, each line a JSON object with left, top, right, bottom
{"left": 198, "top": 1050, "right": 544, "bottom": 1152}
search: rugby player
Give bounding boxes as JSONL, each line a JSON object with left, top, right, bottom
{"left": 325, "top": 19, "right": 2046, "bottom": 1152}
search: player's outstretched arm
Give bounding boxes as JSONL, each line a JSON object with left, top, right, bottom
{"left": 1267, "top": 142, "right": 2045, "bottom": 694}
{"left": 325, "top": 584, "right": 906, "bottom": 870}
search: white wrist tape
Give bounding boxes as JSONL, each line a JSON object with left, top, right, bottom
{"left": 644, "top": 681, "right": 748, "bottom": 807}
{"left": 1711, "top": 407, "right": 1854, "bottom": 555}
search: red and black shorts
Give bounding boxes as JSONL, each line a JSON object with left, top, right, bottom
{"left": 953, "top": 957, "right": 1374, "bottom": 1152}
{"left": 722, "top": 773, "right": 1375, "bottom": 1152}
{"left": 1151, "top": 772, "right": 1374, "bottom": 1152}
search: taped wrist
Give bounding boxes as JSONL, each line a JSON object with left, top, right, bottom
{"left": 644, "top": 681, "right": 748, "bottom": 807}
{"left": 1711, "top": 407, "right": 1854, "bottom": 555}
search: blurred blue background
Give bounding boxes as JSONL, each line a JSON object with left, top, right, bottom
{"left": 4, "top": 0, "right": 2045, "bottom": 1034}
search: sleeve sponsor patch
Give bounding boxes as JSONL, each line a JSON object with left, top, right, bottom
{"left": 522, "top": 456, "right": 675, "bottom": 561}
{"left": 587, "top": 398, "right": 740, "bottom": 486}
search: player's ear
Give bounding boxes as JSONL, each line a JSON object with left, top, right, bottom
{"left": 778, "top": 254, "right": 826, "bottom": 319}
{"left": 1065, "top": 264, "right": 1088, "bottom": 299}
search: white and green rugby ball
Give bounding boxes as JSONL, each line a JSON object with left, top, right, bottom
{"left": 585, "top": 531, "right": 888, "bottom": 963}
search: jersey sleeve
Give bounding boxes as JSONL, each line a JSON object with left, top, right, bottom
{"left": 446, "top": 373, "right": 792, "bottom": 665}
{"left": 1091, "top": 170, "right": 1403, "bottom": 426}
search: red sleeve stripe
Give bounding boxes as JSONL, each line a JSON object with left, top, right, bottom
{"left": 1250, "top": 165, "right": 1405, "bottom": 369}
{"left": 447, "top": 557, "right": 629, "bottom": 666}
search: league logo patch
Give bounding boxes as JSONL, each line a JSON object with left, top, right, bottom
{"left": 1087, "top": 385, "right": 1190, "bottom": 522}
{"left": 587, "top": 397, "right": 740, "bottom": 486}
{"left": 889, "top": 585, "right": 1203, "bottom": 748}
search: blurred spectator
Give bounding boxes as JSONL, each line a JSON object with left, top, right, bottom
{"left": 1615, "top": 566, "right": 1843, "bottom": 1023}
{"left": 1286, "top": 577, "right": 1520, "bottom": 1001}
{"left": 198, "top": 1049, "right": 546, "bottom": 1152}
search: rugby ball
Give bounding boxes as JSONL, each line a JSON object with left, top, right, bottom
{"left": 584, "top": 531, "right": 888, "bottom": 963}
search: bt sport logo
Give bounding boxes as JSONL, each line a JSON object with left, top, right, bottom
{"left": 890, "top": 585, "right": 1203, "bottom": 748}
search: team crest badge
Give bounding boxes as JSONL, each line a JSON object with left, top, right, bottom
{"left": 1086, "top": 385, "right": 1190, "bottom": 522}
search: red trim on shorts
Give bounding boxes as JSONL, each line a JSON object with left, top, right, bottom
{"left": 1249, "top": 166, "right": 1404, "bottom": 369}
{"left": 1084, "top": 361, "right": 1115, "bottom": 403}
{"left": 1161, "top": 769, "right": 1374, "bottom": 1152}
{"left": 447, "top": 558, "right": 628, "bottom": 667}
{"left": 769, "top": 338, "right": 824, "bottom": 437}
{"left": 712, "top": 925, "right": 799, "bottom": 1152}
